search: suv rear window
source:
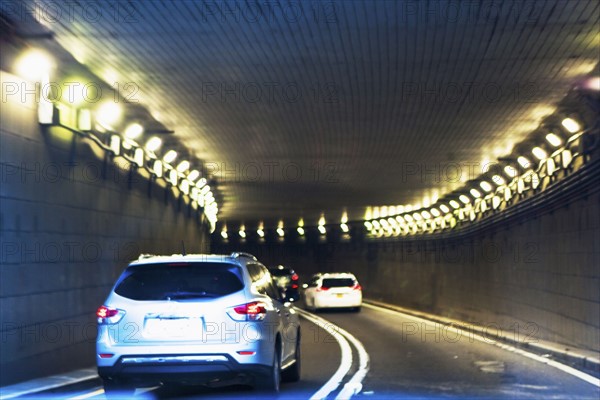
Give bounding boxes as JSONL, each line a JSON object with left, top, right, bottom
{"left": 322, "top": 278, "right": 355, "bottom": 288}
{"left": 270, "top": 268, "right": 293, "bottom": 277}
{"left": 115, "top": 262, "right": 244, "bottom": 300}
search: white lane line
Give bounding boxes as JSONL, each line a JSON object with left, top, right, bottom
{"left": 0, "top": 373, "right": 98, "bottom": 400}
{"left": 297, "top": 310, "right": 354, "bottom": 400}
{"left": 68, "top": 388, "right": 104, "bottom": 399}
{"left": 335, "top": 325, "right": 370, "bottom": 400}
{"left": 297, "top": 309, "right": 370, "bottom": 399}
{"left": 363, "top": 303, "right": 600, "bottom": 388}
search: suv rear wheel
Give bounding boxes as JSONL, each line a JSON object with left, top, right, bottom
{"left": 282, "top": 330, "right": 301, "bottom": 382}
{"left": 256, "top": 345, "right": 281, "bottom": 392}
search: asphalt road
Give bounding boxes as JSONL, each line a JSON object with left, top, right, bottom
{"left": 23, "top": 303, "right": 600, "bottom": 399}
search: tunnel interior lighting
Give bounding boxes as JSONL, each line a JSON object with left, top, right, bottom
{"left": 395, "top": 215, "right": 405, "bottom": 223}
{"left": 187, "top": 170, "right": 200, "bottom": 182}
{"left": 297, "top": 226, "right": 305, "bottom": 235}
{"left": 561, "top": 117, "right": 580, "bottom": 133}
{"left": 492, "top": 174, "right": 506, "bottom": 185}
{"left": 109, "top": 135, "right": 121, "bottom": 155}
{"left": 449, "top": 200, "right": 460, "bottom": 209}
{"left": 163, "top": 150, "right": 177, "bottom": 164}
{"left": 221, "top": 230, "right": 228, "bottom": 239}
{"left": 412, "top": 213, "right": 422, "bottom": 221}
{"left": 277, "top": 229, "right": 285, "bottom": 237}
{"left": 504, "top": 165, "right": 518, "bottom": 178}
{"left": 517, "top": 156, "right": 532, "bottom": 169}
{"left": 404, "top": 214, "right": 413, "bottom": 222}
{"left": 439, "top": 204, "right": 450, "bottom": 214}
{"left": 257, "top": 228, "right": 265, "bottom": 238}
{"left": 469, "top": 189, "right": 481, "bottom": 198}
{"left": 364, "top": 221, "right": 373, "bottom": 230}
{"left": 200, "top": 185, "right": 211, "bottom": 195}
{"left": 180, "top": 179, "right": 189, "bottom": 194}
{"left": 341, "top": 212, "right": 348, "bottom": 224}
{"left": 479, "top": 181, "right": 493, "bottom": 192}
{"left": 152, "top": 160, "right": 163, "bottom": 177}
{"left": 146, "top": 137, "right": 162, "bottom": 152}
{"left": 124, "top": 123, "right": 144, "bottom": 139}
{"left": 96, "top": 102, "right": 122, "bottom": 130}
{"left": 133, "top": 148, "right": 144, "bottom": 167}
{"left": 341, "top": 223, "right": 349, "bottom": 232}
{"left": 176, "top": 160, "right": 190, "bottom": 173}
{"left": 430, "top": 208, "right": 441, "bottom": 217}
{"left": 78, "top": 109, "right": 92, "bottom": 131}
{"left": 421, "top": 210, "right": 431, "bottom": 219}
{"left": 545, "top": 133, "right": 562, "bottom": 147}
{"left": 531, "top": 147, "right": 547, "bottom": 160}
{"left": 169, "top": 169, "right": 178, "bottom": 185}
{"left": 16, "top": 49, "right": 54, "bottom": 81}
{"left": 459, "top": 195, "right": 470, "bottom": 204}
{"left": 196, "top": 177, "right": 207, "bottom": 188}
{"left": 380, "top": 219, "right": 389, "bottom": 228}
{"left": 318, "top": 225, "right": 326, "bottom": 235}
{"left": 239, "top": 225, "right": 246, "bottom": 238}
{"left": 372, "top": 220, "right": 381, "bottom": 229}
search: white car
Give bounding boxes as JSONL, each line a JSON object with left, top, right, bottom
{"left": 303, "top": 273, "right": 362, "bottom": 312}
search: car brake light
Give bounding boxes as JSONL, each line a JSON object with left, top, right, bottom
{"left": 292, "top": 284, "right": 298, "bottom": 289}
{"left": 228, "top": 301, "right": 267, "bottom": 321}
{"left": 99, "top": 353, "right": 114, "bottom": 359}
{"left": 97, "top": 306, "right": 118, "bottom": 318}
{"left": 291, "top": 274, "right": 299, "bottom": 281}
{"left": 96, "top": 306, "right": 124, "bottom": 324}
{"left": 317, "top": 286, "right": 329, "bottom": 292}
{"left": 353, "top": 284, "right": 362, "bottom": 291}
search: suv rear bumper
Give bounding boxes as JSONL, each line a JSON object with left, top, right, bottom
{"left": 98, "top": 354, "right": 271, "bottom": 386}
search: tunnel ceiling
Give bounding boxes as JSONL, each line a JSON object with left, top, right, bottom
{"left": 12, "top": 0, "right": 600, "bottom": 228}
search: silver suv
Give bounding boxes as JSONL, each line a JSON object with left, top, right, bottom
{"left": 96, "top": 252, "right": 301, "bottom": 396}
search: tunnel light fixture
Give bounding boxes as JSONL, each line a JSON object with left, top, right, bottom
{"left": 297, "top": 226, "right": 305, "bottom": 235}
{"left": 163, "top": 150, "right": 177, "bottom": 164}
{"left": 421, "top": 210, "right": 431, "bottom": 219}
{"left": 403, "top": 214, "right": 413, "bottom": 222}
{"left": 169, "top": 169, "right": 178, "bottom": 185}
{"left": 545, "top": 133, "right": 562, "bottom": 147}
{"left": 517, "top": 156, "right": 532, "bottom": 169}
{"left": 200, "top": 185, "right": 211, "bottom": 195}
{"left": 561, "top": 117, "right": 580, "bottom": 133}
{"left": 239, "top": 225, "right": 246, "bottom": 238}
{"left": 221, "top": 230, "right": 228, "bottom": 240}
{"left": 187, "top": 170, "right": 200, "bottom": 182}
{"left": 176, "top": 160, "right": 190, "bottom": 173}
{"left": 109, "top": 135, "right": 121, "bottom": 155}
{"left": 469, "top": 188, "right": 481, "bottom": 198}
{"left": 531, "top": 147, "right": 547, "bottom": 160}
{"left": 145, "top": 137, "right": 162, "bottom": 152}
{"left": 96, "top": 102, "right": 122, "bottom": 130}
{"left": 395, "top": 215, "right": 405, "bottom": 223}
{"left": 379, "top": 219, "right": 389, "bottom": 228}
{"left": 479, "top": 181, "right": 493, "bottom": 192}
{"left": 277, "top": 221, "right": 285, "bottom": 237}
{"left": 196, "top": 177, "right": 207, "bottom": 188}
{"left": 341, "top": 212, "right": 348, "bottom": 224}
{"left": 133, "top": 148, "right": 144, "bottom": 167}
{"left": 180, "top": 179, "right": 189, "bottom": 195}
{"left": 504, "top": 165, "right": 518, "bottom": 178}
{"left": 439, "top": 204, "right": 450, "bottom": 214}
{"left": 372, "top": 220, "right": 381, "bottom": 229}
{"left": 318, "top": 225, "right": 326, "bottom": 235}
{"left": 491, "top": 174, "right": 506, "bottom": 185}
{"left": 430, "top": 208, "right": 441, "bottom": 217}
{"left": 364, "top": 221, "right": 373, "bottom": 231}
{"left": 459, "top": 195, "right": 470, "bottom": 204}
{"left": 16, "top": 49, "right": 54, "bottom": 81}
{"left": 124, "top": 123, "right": 144, "bottom": 140}
{"left": 152, "top": 160, "right": 163, "bottom": 178}
{"left": 341, "top": 223, "right": 349, "bottom": 233}
{"left": 412, "top": 213, "right": 422, "bottom": 221}
{"left": 78, "top": 109, "right": 92, "bottom": 131}
{"left": 449, "top": 200, "right": 461, "bottom": 209}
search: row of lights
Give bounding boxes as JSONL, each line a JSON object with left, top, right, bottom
{"left": 217, "top": 110, "right": 592, "bottom": 240}
{"left": 15, "top": 49, "right": 219, "bottom": 230}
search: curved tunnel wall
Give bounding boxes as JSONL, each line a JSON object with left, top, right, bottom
{"left": 214, "top": 159, "right": 600, "bottom": 354}
{"left": 0, "top": 72, "right": 210, "bottom": 385}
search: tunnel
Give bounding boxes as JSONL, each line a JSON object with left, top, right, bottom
{"left": 0, "top": 1, "right": 599, "bottom": 399}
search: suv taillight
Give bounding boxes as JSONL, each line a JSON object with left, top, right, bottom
{"left": 228, "top": 301, "right": 267, "bottom": 321}
{"left": 96, "top": 306, "right": 125, "bottom": 324}
{"left": 291, "top": 273, "right": 299, "bottom": 281}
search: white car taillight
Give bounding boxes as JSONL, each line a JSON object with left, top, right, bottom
{"left": 96, "top": 305, "right": 125, "bottom": 324}
{"left": 227, "top": 301, "right": 267, "bottom": 321}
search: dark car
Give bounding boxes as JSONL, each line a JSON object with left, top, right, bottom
{"left": 269, "top": 265, "right": 300, "bottom": 302}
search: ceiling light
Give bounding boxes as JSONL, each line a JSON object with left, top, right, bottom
{"left": 163, "top": 150, "right": 177, "bottom": 163}
{"left": 395, "top": 215, "right": 405, "bottom": 223}
{"left": 449, "top": 200, "right": 460, "bottom": 209}
{"left": 469, "top": 189, "right": 481, "bottom": 198}
{"left": 196, "top": 177, "right": 207, "bottom": 188}
{"left": 492, "top": 175, "right": 505, "bottom": 185}
{"left": 459, "top": 195, "right": 470, "bottom": 204}
{"left": 16, "top": 49, "right": 53, "bottom": 81}
{"left": 341, "top": 223, "right": 349, "bottom": 233}
{"left": 318, "top": 225, "right": 326, "bottom": 235}
{"left": 176, "top": 160, "right": 190, "bottom": 173}
{"left": 145, "top": 137, "right": 162, "bottom": 152}
{"left": 187, "top": 170, "right": 200, "bottom": 181}
{"left": 364, "top": 221, "right": 373, "bottom": 230}
{"left": 531, "top": 147, "right": 547, "bottom": 160}
{"left": 439, "top": 204, "right": 450, "bottom": 213}
{"left": 430, "top": 208, "right": 441, "bottom": 217}
{"left": 545, "top": 133, "right": 562, "bottom": 147}
{"left": 561, "top": 117, "right": 580, "bottom": 133}
{"left": 96, "top": 102, "right": 122, "bottom": 130}
{"left": 372, "top": 220, "right": 381, "bottom": 229}
{"left": 421, "top": 210, "right": 431, "bottom": 219}
{"left": 504, "top": 165, "right": 518, "bottom": 178}
{"left": 517, "top": 156, "right": 531, "bottom": 169}
{"left": 297, "top": 226, "right": 305, "bottom": 235}
{"left": 480, "top": 181, "right": 493, "bottom": 192}
{"left": 239, "top": 225, "right": 246, "bottom": 238}
{"left": 124, "top": 123, "right": 144, "bottom": 139}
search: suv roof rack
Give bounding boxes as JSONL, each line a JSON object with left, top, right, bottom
{"left": 230, "top": 252, "right": 257, "bottom": 261}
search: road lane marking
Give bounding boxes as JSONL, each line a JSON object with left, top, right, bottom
{"left": 68, "top": 388, "right": 104, "bottom": 399}
{"left": 297, "top": 309, "right": 369, "bottom": 399}
{"left": 363, "top": 303, "right": 600, "bottom": 388}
